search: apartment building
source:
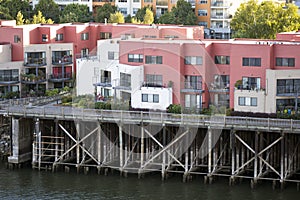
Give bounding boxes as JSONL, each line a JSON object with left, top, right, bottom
{"left": 0, "top": 20, "right": 203, "bottom": 97}
{"left": 32, "top": 0, "right": 93, "bottom": 12}
{"left": 76, "top": 29, "right": 300, "bottom": 113}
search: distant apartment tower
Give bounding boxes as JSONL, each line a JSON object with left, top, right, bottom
{"left": 32, "top": 0, "right": 93, "bottom": 12}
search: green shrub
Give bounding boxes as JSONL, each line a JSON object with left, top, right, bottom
{"left": 167, "top": 104, "right": 182, "bottom": 114}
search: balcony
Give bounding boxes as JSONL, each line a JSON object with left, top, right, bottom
{"left": 277, "top": 86, "right": 300, "bottom": 97}
{"left": 21, "top": 74, "right": 47, "bottom": 84}
{"left": 211, "top": 1, "right": 231, "bottom": 8}
{"left": 156, "top": 0, "right": 168, "bottom": 6}
{"left": 94, "top": 77, "right": 112, "bottom": 87}
{"left": 24, "top": 57, "right": 47, "bottom": 67}
{"left": 52, "top": 56, "right": 73, "bottom": 65}
{"left": 48, "top": 73, "right": 72, "bottom": 82}
{"left": 0, "top": 77, "right": 19, "bottom": 84}
{"left": 181, "top": 81, "right": 202, "bottom": 93}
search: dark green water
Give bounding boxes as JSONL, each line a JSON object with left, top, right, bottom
{"left": 0, "top": 163, "right": 299, "bottom": 200}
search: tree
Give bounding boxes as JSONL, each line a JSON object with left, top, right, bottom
{"left": 158, "top": 12, "right": 175, "bottom": 24}
{"left": 1, "top": 0, "right": 31, "bottom": 20}
{"left": 158, "top": 0, "right": 197, "bottom": 25}
{"left": 32, "top": 11, "right": 47, "bottom": 24}
{"left": 124, "top": 14, "right": 132, "bottom": 23}
{"left": 134, "top": 6, "right": 153, "bottom": 23}
{"left": 231, "top": 0, "right": 300, "bottom": 39}
{"left": 143, "top": 8, "right": 154, "bottom": 24}
{"left": 109, "top": 11, "right": 124, "bottom": 23}
{"left": 59, "top": 3, "right": 92, "bottom": 23}
{"left": 16, "top": 11, "right": 24, "bottom": 25}
{"left": 34, "top": 0, "right": 60, "bottom": 23}
{"left": 95, "top": 3, "right": 117, "bottom": 23}
{"left": 0, "top": 5, "right": 13, "bottom": 20}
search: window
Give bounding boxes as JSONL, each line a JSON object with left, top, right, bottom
{"left": 277, "top": 79, "right": 300, "bottom": 94}
{"left": 238, "top": 97, "right": 257, "bottom": 106}
{"left": 133, "top": 8, "right": 139, "bottom": 15}
{"left": 215, "top": 56, "right": 230, "bottom": 64}
{"left": 56, "top": 33, "right": 63, "bottom": 41}
{"left": 200, "top": 0, "right": 207, "bottom": 3}
{"left": 144, "top": 0, "right": 153, "bottom": 2}
{"left": 142, "top": 94, "right": 148, "bottom": 102}
{"left": 242, "top": 77, "right": 261, "bottom": 90}
{"left": 81, "top": 48, "right": 89, "bottom": 57}
{"left": 81, "top": 32, "right": 89, "bottom": 40}
{"left": 119, "top": 8, "right": 127, "bottom": 15}
{"left": 14, "top": 35, "right": 21, "bottom": 43}
{"left": 276, "top": 58, "right": 295, "bottom": 67}
{"left": 141, "top": 94, "right": 159, "bottom": 103}
{"left": 120, "top": 73, "right": 131, "bottom": 87}
{"left": 184, "top": 56, "right": 202, "bottom": 65}
{"left": 145, "top": 56, "right": 163, "bottom": 64}
{"left": 119, "top": 0, "right": 127, "bottom": 2}
{"left": 198, "top": 21, "right": 208, "bottom": 28}
{"left": 143, "top": 35, "right": 157, "bottom": 39}
{"left": 242, "top": 57, "right": 261, "bottom": 66}
{"left": 198, "top": 9, "right": 207, "bottom": 16}
{"left": 185, "top": 76, "right": 202, "bottom": 90}
{"left": 133, "top": 0, "right": 140, "bottom": 2}
{"left": 164, "top": 35, "right": 179, "bottom": 39}
{"left": 146, "top": 74, "right": 163, "bottom": 87}
{"left": 213, "top": 75, "right": 229, "bottom": 89}
{"left": 185, "top": 94, "right": 200, "bottom": 108}
{"left": 0, "top": 69, "right": 19, "bottom": 82}
{"left": 128, "top": 54, "right": 143, "bottom": 63}
{"left": 100, "top": 32, "right": 112, "bottom": 39}
{"left": 108, "top": 51, "right": 119, "bottom": 60}
{"left": 42, "top": 34, "right": 48, "bottom": 42}
{"left": 153, "top": 94, "right": 159, "bottom": 103}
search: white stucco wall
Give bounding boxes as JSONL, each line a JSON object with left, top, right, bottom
{"left": 131, "top": 87, "right": 173, "bottom": 111}
{"left": 0, "top": 44, "right": 11, "bottom": 63}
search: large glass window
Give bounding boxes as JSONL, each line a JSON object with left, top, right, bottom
{"left": 141, "top": 93, "right": 159, "bottom": 103}
{"left": 277, "top": 79, "right": 300, "bottom": 94}
{"left": 145, "top": 74, "right": 163, "bottom": 87}
{"left": 242, "top": 77, "right": 261, "bottom": 90}
{"left": 185, "top": 76, "right": 202, "bottom": 90}
{"left": 185, "top": 94, "right": 200, "bottom": 108}
{"left": 0, "top": 69, "right": 19, "bottom": 82}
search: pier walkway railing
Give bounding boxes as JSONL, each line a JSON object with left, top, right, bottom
{"left": 1, "top": 106, "right": 300, "bottom": 132}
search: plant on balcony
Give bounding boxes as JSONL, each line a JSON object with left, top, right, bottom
{"left": 167, "top": 104, "right": 182, "bottom": 114}
{"left": 168, "top": 80, "right": 174, "bottom": 88}
{"left": 234, "top": 79, "right": 242, "bottom": 89}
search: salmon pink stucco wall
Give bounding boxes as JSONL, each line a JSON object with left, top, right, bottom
{"left": 229, "top": 43, "right": 272, "bottom": 108}
{"left": 0, "top": 27, "right": 24, "bottom": 61}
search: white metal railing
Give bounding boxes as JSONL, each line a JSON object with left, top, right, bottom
{"left": 1, "top": 106, "right": 300, "bottom": 131}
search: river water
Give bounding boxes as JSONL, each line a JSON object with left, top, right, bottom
{"left": 0, "top": 162, "right": 298, "bottom": 200}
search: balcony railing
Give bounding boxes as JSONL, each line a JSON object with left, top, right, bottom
{"left": 48, "top": 73, "right": 72, "bottom": 82}
{"left": 94, "top": 77, "right": 112, "bottom": 87}
{"left": 21, "top": 74, "right": 47, "bottom": 84}
{"left": 277, "top": 86, "right": 300, "bottom": 96}
{"left": 211, "top": 1, "right": 230, "bottom": 7}
{"left": 156, "top": 1, "right": 168, "bottom": 6}
{"left": 52, "top": 56, "right": 73, "bottom": 65}
{"left": 24, "top": 58, "right": 46, "bottom": 67}
{"left": 181, "top": 81, "right": 202, "bottom": 92}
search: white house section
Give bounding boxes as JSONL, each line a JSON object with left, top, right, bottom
{"left": 131, "top": 86, "right": 173, "bottom": 111}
